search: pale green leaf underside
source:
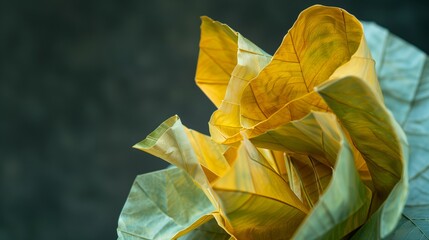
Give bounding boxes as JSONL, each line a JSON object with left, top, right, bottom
{"left": 386, "top": 206, "right": 429, "bottom": 240}
{"left": 117, "top": 168, "right": 223, "bottom": 240}
{"left": 363, "top": 22, "right": 429, "bottom": 239}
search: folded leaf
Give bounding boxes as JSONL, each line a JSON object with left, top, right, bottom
{"left": 316, "top": 76, "right": 408, "bottom": 238}
{"left": 195, "top": 16, "right": 239, "bottom": 107}
{"left": 293, "top": 116, "right": 372, "bottom": 239}
{"left": 212, "top": 138, "right": 308, "bottom": 239}
{"left": 133, "top": 116, "right": 211, "bottom": 189}
{"left": 133, "top": 115, "right": 231, "bottom": 189}
{"left": 117, "top": 168, "right": 218, "bottom": 240}
{"left": 179, "top": 218, "right": 231, "bottom": 240}
{"left": 251, "top": 111, "right": 341, "bottom": 167}
{"left": 235, "top": 5, "right": 381, "bottom": 143}
{"left": 132, "top": 116, "right": 235, "bottom": 236}
{"left": 256, "top": 149, "right": 289, "bottom": 181}
{"left": 239, "top": 5, "right": 379, "bottom": 132}
{"left": 185, "top": 129, "right": 231, "bottom": 182}
{"left": 118, "top": 5, "right": 426, "bottom": 240}
{"left": 252, "top": 112, "right": 372, "bottom": 238}
{"left": 209, "top": 29, "right": 271, "bottom": 144}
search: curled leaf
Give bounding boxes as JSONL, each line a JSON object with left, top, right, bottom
{"left": 195, "top": 17, "right": 239, "bottom": 107}
{"left": 118, "top": 4, "right": 424, "bottom": 239}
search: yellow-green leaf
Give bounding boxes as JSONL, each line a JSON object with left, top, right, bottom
{"left": 293, "top": 116, "right": 372, "bottom": 238}
{"left": 252, "top": 112, "right": 372, "bottom": 238}
{"left": 316, "top": 76, "right": 408, "bottom": 238}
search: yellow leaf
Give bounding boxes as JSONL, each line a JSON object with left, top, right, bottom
{"left": 287, "top": 154, "right": 332, "bottom": 208}
{"left": 212, "top": 138, "right": 308, "bottom": 239}
{"left": 123, "top": 5, "right": 410, "bottom": 239}
{"left": 185, "top": 129, "right": 231, "bottom": 182}
{"left": 240, "top": 5, "right": 384, "bottom": 139}
{"left": 208, "top": 30, "right": 271, "bottom": 144}
{"left": 195, "top": 16, "right": 239, "bottom": 107}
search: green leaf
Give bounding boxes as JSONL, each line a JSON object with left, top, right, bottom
{"left": 387, "top": 206, "right": 429, "bottom": 240}
{"left": 315, "top": 76, "right": 408, "bottom": 238}
{"left": 363, "top": 22, "right": 429, "bottom": 239}
{"left": 117, "top": 167, "right": 219, "bottom": 240}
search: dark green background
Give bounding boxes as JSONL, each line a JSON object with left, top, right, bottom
{"left": 1, "top": 0, "right": 427, "bottom": 239}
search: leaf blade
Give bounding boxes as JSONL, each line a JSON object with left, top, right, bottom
{"left": 195, "top": 16, "right": 239, "bottom": 107}
{"left": 240, "top": 5, "right": 364, "bottom": 128}
{"left": 252, "top": 112, "right": 372, "bottom": 239}
{"left": 117, "top": 168, "right": 218, "bottom": 240}
{"left": 363, "top": 21, "right": 429, "bottom": 239}
{"left": 212, "top": 139, "right": 308, "bottom": 239}
{"left": 316, "top": 76, "right": 408, "bottom": 238}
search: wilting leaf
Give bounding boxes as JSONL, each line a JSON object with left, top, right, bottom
{"left": 117, "top": 167, "right": 219, "bottom": 239}
{"left": 363, "top": 22, "right": 429, "bottom": 239}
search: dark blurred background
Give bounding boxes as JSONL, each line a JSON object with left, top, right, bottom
{"left": 1, "top": 0, "right": 427, "bottom": 239}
